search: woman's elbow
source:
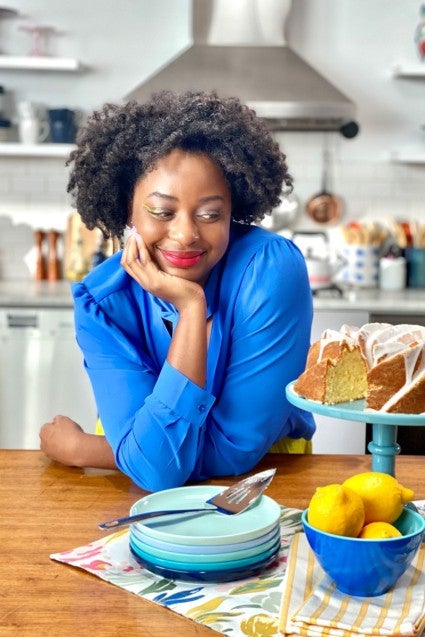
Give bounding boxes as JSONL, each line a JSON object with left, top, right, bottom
{"left": 116, "top": 452, "right": 193, "bottom": 492}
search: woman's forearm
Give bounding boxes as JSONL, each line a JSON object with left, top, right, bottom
{"left": 75, "top": 433, "right": 117, "bottom": 469}
{"left": 167, "top": 298, "right": 208, "bottom": 388}
{"left": 40, "top": 415, "right": 117, "bottom": 470}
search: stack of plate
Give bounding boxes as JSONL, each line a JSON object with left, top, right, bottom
{"left": 129, "top": 485, "right": 282, "bottom": 582}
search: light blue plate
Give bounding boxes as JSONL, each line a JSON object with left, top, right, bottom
{"left": 130, "top": 486, "right": 281, "bottom": 546}
{"left": 129, "top": 526, "right": 280, "bottom": 564}
{"left": 129, "top": 536, "right": 281, "bottom": 572}
{"left": 286, "top": 381, "right": 425, "bottom": 426}
{"left": 130, "top": 522, "right": 280, "bottom": 555}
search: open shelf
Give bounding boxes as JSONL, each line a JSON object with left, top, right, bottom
{"left": 0, "top": 143, "right": 76, "bottom": 157}
{"left": 390, "top": 148, "right": 425, "bottom": 164}
{"left": 0, "top": 55, "right": 83, "bottom": 72}
{"left": 392, "top": 62, "right": 425, "bottom": 78}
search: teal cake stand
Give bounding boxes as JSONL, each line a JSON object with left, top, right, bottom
{"left": 286, "top": 382, "right": 425, "bottom": 477}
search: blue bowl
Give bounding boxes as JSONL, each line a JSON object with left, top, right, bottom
{"left": 302, "top": 507, "right": 425, "bottom": 597}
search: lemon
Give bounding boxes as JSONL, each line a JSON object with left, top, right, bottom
{"left": 308, "top": 484, "right": 365, "bottom": 537}
{"left": 342, "top": 472, "right": 414, "bottom": 524}
{"left": 358, "top": 521, "right": 402, "bottom": 539}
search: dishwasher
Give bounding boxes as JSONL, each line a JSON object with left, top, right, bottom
{"left": 0, "top": 307, "right": 98, "bottom": 449}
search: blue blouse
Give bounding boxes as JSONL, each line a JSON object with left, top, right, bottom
{"left": 72, "top": 223, "right": 315, "bottom": 491}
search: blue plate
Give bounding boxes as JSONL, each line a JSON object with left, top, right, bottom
{"left": 286, "top": 381, "right": 425, "bottom": 426}
{"left": 129, "top": 527, "right": 281, "bottom": 564}
{"left": 130, "top": 521, "right": 280, "bottom": 555}
{"left": 130, "top": 486, "right": 281, "bottom": 546}
{"left": 129, "top": 543, "right": 281, "bottom": 582}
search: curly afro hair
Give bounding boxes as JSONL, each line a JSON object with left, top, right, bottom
{"left": 67, "top": 90, "right": 292, "bottom": 239}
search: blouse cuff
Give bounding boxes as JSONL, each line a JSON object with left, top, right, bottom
{"left": 153, "top": 361, "right": 215, "bottom": 423}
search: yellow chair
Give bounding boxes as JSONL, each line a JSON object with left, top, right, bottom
{"left": 95, "top": 418, "right": 104, "bottom": 435}
{"left": 268, "top": 437, "right": 312, "bottom": 454}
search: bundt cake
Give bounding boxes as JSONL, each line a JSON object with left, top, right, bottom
{"left": 294, "top": 323, "right": 425, "bottom": 414}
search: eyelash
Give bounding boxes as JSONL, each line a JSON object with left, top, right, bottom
{"left": 143, "top": 204, "right": 222, "bottom": 222}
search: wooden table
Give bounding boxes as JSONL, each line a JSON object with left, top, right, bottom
{"left": 1, "top": 452, "right": 424, "bottom": 636}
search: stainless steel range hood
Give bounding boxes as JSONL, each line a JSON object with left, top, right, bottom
{"left": 126, "top": 0, "right": 358, "bottom": 135}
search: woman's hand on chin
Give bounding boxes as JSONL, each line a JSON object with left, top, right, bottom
{"left": 121, "top": 232, "right": 205, "bottom": 313}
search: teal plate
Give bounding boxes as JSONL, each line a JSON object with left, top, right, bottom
{"left": 129, "top": 544, "right": 280, "bottom": 583}
{"left": 130, "top": 486, "right": 281, "bottom": 546}
{"left": 129, "top": 536, "right": 281, "bottom": 573}
{"left": 129, "top": 526, "right": 281, "bottom": 564}
{"left": 286, "top": 381, "right": 425, "bottom": 426}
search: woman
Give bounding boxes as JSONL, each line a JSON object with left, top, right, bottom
{"left": 40, "top": 90, "right": 315, "bottom": 491}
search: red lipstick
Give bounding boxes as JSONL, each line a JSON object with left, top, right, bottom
{"left": 159, "top": 249, "right": 204, "bottom": 268}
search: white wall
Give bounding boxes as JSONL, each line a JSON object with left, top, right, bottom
{"left": 1, "top": 0, "right": 191, "bottom": 110}
{"left": 279, "top": 0, "right": 425, "bottom": 231}
{"left": 0, "top": 0, "right": 424, "bottom": 278}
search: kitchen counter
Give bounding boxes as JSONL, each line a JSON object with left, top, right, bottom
{"left": 0, "top": 280, "right": 74, "bottom": 307}
{"left": 313, "top": 287, "right": 425, "bottom": 315}
{"left": 1, "top": 280, "right": 425, "bottom": 314}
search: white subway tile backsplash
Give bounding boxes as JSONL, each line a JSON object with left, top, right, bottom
{"left": 11, "top": 175, "right": 47, "bottom": 195}
{"left": 0, "top": 152, "right": 423, "bottom": 280}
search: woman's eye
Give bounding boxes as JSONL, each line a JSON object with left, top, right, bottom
{"left": 197, "top": 210, "right": 222, "bottom": 222}
{"left": 143, "top": 204, "right": 174, "bottom": 219}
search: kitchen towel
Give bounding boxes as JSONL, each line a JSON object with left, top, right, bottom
{"left": 50, "top": 506, "right": 302, "bottom": 637}
{"left": 279, "top": 531, "right": 425, "bottom": 637}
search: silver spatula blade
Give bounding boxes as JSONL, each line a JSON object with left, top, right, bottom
{"left": 98, "top": 467, "right": 276, "bottom": 530}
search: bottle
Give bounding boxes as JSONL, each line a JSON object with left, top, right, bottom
{"left": 66, "top": 230, "right": 87, "bottom": 281}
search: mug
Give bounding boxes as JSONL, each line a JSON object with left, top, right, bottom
{"left": 18, "top": 116, "right": 50, "bottom": 144}
{"left": 405, "top": 248, "right": 425, "bottom": 288}
{"left": 47, "top": 108, "right": 78, "bottom": 143}
{"left": 337, "top": 244, "right": 379, "bottom": 288}
{"left": 17, "top": 100, "right": 38, "bottom": 119}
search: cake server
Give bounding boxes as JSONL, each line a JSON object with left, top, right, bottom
{"left": 98, "top": 467, "right": 276, "bottom": 530}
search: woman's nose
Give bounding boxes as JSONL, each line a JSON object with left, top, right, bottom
{"left": 169, "top": 214, "right": 200, "bottom": 243}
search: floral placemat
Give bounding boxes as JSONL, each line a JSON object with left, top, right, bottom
{"left": 50, "top": 506, "right": 302, "bottom": 636}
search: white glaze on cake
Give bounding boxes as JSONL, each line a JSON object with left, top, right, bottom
{"left": 316, "top": 323, "right": 425, "bottom": 413}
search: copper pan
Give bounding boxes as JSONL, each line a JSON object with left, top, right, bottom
{"left": 306, "top": 147, "right": 343, "bottom": 224}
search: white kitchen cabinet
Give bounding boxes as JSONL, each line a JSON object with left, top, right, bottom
{"left": 309, "top": 309, "right": 369, "bottom": 455}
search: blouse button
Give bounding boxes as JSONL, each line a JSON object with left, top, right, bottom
{"left": 198, "top": 404, "right": 206, "bottom": 413}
